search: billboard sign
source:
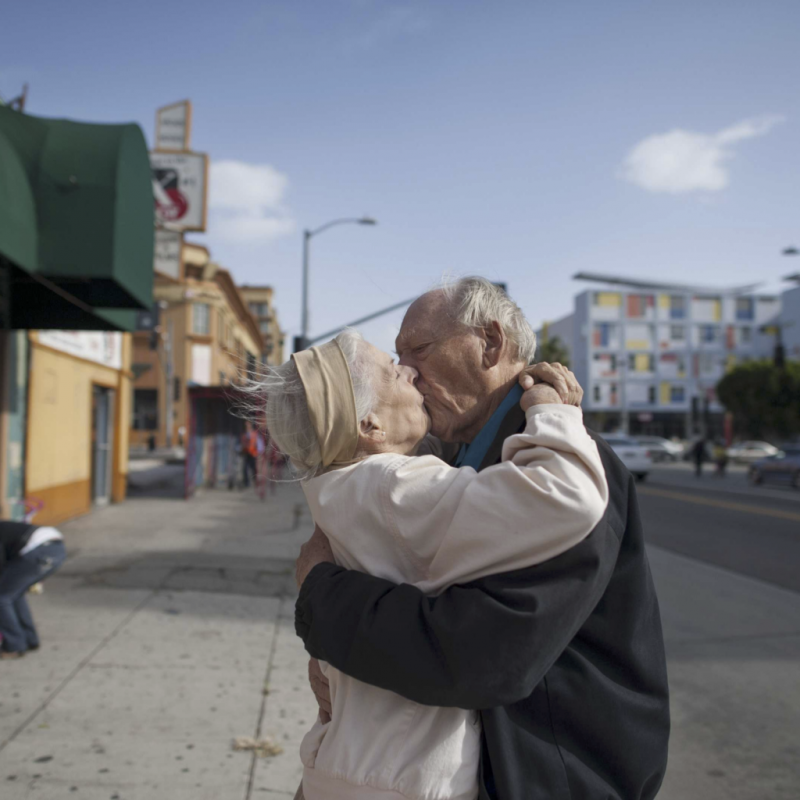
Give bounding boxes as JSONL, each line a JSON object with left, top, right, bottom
{"left": 155, "top": 100, "right": 192, "bottom": 151}
{"left": 151, "top": 151, "right": 208, "bottom": 232}
{"left": 37, "top": 331, "right": 123, "bottom": 370}
{"left": 154, "top": 229, "right": 183, "bottom": 279}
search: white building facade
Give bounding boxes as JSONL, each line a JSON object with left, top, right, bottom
{"left": 564, "top": 276, "right": 781, "bottom": 438}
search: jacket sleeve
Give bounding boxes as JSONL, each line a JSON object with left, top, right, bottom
{"left": 296, "top": 476, "right": 627, "bottom": 710}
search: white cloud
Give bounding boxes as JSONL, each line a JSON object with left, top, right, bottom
{"left": 209, "top": 160, "right": 295, "bottom": 243}
{"left": 212, "top": 215, "right": 296, "bottom": 243}
{"left": 620, "top": 115, "right": 784, "bottom": 194}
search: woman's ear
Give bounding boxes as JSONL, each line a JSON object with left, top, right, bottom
{"left": 359, "top": 412, "right": 385, "bottom": 442}
{"left": 482, "top": 321, "right": 505, "bottom": 368}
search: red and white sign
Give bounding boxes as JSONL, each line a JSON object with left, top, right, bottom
{"left": 150, "top": 151, "right": 208, "bottom": 232}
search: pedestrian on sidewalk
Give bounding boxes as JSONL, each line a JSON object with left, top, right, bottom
{"left": 0, "top": 520, "right": 66, "bottom": 659}
{"left": 691, "top": 436, "right": 708, "bottom": 477}
{"left": 241, "top": 421, "right": 258, "bottom": 488}
{"left": 713, "top": 440, "right": 729, "bottom": 477}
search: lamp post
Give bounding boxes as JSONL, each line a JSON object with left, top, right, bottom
{"left": 299, "top": 217, "right": 377, "bottom": 351}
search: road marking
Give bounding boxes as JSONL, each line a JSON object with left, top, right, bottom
{"left": 639, "top": 486, "right": 800, "bottom": 523}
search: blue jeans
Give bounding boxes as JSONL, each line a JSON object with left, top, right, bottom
{"left": 0, "top": 540, "right": 66, "bottom": 653}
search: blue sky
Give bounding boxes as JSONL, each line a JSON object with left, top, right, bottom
{"left": 4, "top": 0, "right": 800, "bottom": 356}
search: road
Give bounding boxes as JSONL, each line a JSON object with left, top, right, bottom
{"left": 637, "top": 463, "right": 800, "bottom": 592}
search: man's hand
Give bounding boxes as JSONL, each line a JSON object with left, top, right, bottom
{"left": 296, "top": 523, "right": 335, "bottom": 589}
{"left": 519, "top": 362, "right": 583, "bottom": 409}
{"left": 308, "top": 658, "right": 332, "bottom": 724}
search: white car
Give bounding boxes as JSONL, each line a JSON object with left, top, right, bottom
{"left": 634, "top": 436, "right": 684, "bottom": 462}
{"left": 601, "top": 435, "right": 654, "bottom": 481}
{"left": 727, "top": 441, "right": 779, "bottom": 464}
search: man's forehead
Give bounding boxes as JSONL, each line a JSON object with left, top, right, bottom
{"left": 396, "top": 292, "right": 451, "bottom": 346}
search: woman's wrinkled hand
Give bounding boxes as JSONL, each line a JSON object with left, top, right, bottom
{"left": 296, "top": 523, "right": 335, "bottom": 589}
{"left": 308, "top": 658, "right": 332, "bottom": 724}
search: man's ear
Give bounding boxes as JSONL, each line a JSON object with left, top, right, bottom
{"left": 481, "top": 321, "right": 505, "bottom": 368}
{"left": 359, "top": 412, "right": 384, "bottom": 442}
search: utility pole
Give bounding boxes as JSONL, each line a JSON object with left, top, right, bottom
{"left": 298, "top": 217, "right": 376, "bottom": 352}
{"left": 165, "top": 318, "right": 174, "bottom": 448}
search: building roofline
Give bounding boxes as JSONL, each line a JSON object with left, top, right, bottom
{"left": 573, "top": 271, "right": 762, "bottom": 295}
{"left": 212, "top": 267, "right": 264, "bottom": 350}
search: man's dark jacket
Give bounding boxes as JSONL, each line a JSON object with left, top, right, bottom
{"left": 296, "top": 405, "right": 670, "bottom": 799}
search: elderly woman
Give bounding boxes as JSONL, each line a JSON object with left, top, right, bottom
{"left": 260, "top": 330, "right": 607, "bottom": 800}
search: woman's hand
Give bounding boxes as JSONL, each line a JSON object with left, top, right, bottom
{"left": 296, "top": 523, "right": 335, "bottom": 588}
{"left": 519, "top": 362, "right": 583, "bottom": 413}
{"left": 309, "top": 658, "right": 332, "bottom": 724}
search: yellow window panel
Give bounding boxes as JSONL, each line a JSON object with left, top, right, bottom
{"left": 634, "top": 353, "right": 650, "bottom": 371}
{"left": 626, "top": 339, "right": 650, "bottom": 350}
{"left": 597, "top": 292, "right": 621, "bottom": 307}
{"left": 713, "top": 299, "right": 722, "bottom": 321}
{"left": 658, "top": 294, "right": 670, "bottom": 309}
{"left": 660, "top": 382, "right": 670, "bottom": 404}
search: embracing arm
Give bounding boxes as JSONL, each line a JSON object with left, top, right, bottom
{"left": 296, "top": 480, "right": 626, "bottom": 710}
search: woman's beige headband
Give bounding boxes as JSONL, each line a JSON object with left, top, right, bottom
{"left": 292, "top": 340, "right": 359, "bottom": 469}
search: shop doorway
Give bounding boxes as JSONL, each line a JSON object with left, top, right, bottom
{"left": 91, "top": 385, "right": 115, "bottom": 505}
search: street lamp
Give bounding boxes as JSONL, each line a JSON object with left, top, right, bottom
{"left": 299, "top": 217, "right": 377, "bottom": 351}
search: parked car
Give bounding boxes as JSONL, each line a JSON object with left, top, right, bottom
{"left": 749, "top": 446, "right": 800, "bottom": 488}
{"left": 601, "top": 435, "right": 654, "bottom": 481}
{"left": 634, "top": 436, "right": 684, "bottom": 462}
{"left": 727, "top": 441, "right": 780, "bottom": 464}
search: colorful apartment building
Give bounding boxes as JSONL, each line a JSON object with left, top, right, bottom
{"left": 547, "top": 274, "right": 784, "bottom": 438}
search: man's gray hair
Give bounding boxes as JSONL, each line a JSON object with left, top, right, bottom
{"left": 439, "top": 276, "right": 537, "bottom": 364}
{"left": 242, "top": 329, "right": 375, "bottom": 480}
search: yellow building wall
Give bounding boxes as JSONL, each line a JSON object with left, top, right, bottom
{"left": 26, "top": 335, "right": 131, "bottom": 526}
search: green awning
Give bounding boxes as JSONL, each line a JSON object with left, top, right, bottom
{"left": 0, "top": 106, "right": 153, "bottom": 316}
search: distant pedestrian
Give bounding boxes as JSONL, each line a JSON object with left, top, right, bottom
{"left": 0, "top": 520, "right": 66, "bottom": 659}
{"left": 713, "top": 441, "right": 729, "bottom": 477}
{"left": 241, "top": 422, "right": 258, "bottom": 488}
{"left": 691, "top": 437, "right": 708, "bottom": 478}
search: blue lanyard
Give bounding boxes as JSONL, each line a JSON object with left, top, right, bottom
{"left": 454, "top": 384, "right": 523, "bottom": 469}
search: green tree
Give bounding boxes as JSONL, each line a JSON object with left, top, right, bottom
{"left": 537, "top": 335, "right": 570, "bottom": 367}
{"left": 716, "top": 360, "right": 800, "bottom": 440}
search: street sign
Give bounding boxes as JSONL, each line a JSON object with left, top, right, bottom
{"left": 150, "top": 151, "right": 208, "bottom": 232}
{"left": 154, "top": 229, "right": 183, "bottom": 280}
{"left": 155, "top": 100, "right": 192, "bottom": 151}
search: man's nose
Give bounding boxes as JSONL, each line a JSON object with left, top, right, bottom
{"left": 399, "top": 364, "right": 419, "bottom": 384}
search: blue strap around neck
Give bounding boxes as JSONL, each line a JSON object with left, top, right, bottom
{"left": 454, "top": 383, "right": 523, "bottom": 470}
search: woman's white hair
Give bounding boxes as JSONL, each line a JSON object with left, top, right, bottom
{"left": 439, "top": 276, "right": 537, "bottom": 364}
{"left": 244, "top": 329, "right": 375, "bottom": 480}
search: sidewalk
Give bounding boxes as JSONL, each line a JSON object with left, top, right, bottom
{"left": 1, "top": 477, "right": 798, "bottom": 799}
{"left": 0, "top": 482, "right": 317, "bottom": 800}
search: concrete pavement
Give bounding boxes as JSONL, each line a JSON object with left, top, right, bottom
{"left": 0, "top": 469, "right": 798, "bottom": 798}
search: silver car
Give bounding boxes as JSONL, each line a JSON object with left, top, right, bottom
{"left": 601, "top": 435, "right": 653, "bottom": 482}
{"left": 749, "top": 446, "right": 800, "bottom": 488}
{"left": 727, "top": 441, "right": 779, "bottom": 464}
{"left": 634, "top": 436, "right": 684, "bottom": 463}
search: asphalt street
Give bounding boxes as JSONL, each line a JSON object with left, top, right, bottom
{"left": 637, "top": 463, "right": 800, "bottom": 593}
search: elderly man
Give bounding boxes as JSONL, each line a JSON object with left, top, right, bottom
{"left": 295, "top": 277, "right": 670, "bottom": 800}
